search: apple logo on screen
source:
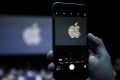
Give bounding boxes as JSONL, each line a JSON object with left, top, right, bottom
{"left": 68, "top": 22, "right": 81, "bottom": 38}
{"left": 22, "top": 22, "right": 42, "bottom": 46}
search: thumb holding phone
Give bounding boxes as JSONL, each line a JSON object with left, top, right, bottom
{"left": 47, "top": 33, "right": 115, "bottom": 80}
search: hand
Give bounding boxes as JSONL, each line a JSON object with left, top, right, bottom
{"left": 47, "top": 33, "right": 115, "bottom": 80}
{"left": 88, "top": 33, "right": 115, "bottom": 80}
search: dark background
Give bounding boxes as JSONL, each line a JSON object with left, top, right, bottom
{"left": 0, "top": 0, "right": 119, "bottom": 68}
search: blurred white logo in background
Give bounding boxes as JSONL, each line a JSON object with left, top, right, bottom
{"left": 68, "top": 22, "right": 81, "bottom": 38}
{"left": 22, "top": 22, "right": 42, "bottom": 46}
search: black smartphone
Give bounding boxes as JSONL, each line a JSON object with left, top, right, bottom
{"left": 52, "top": 2, "right": 88, "bottom": 80}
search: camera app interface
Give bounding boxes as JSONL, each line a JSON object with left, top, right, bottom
{"left": 55, "top": 16, "right": 87, "bottom": 46}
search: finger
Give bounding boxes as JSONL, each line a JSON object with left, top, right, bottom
{"left": 47, "top": 50, "right": 53, "bottom": 61}
{"left": 88, "top": 33, "right": 104, "bottom": 47}
{"left": 48, "top": 62, "right": 55, "bottom": 72}
{"left": 88, "top": 49, "right": 96, "bottom": 57}
{"left": 88, "top": 49, "right": 98, "bottom": 66}
{"left": 87, "top": 33, "right": 107, "bottom": 58}
{"left": 88, "top": 49, "right": 99, "bottom": 72}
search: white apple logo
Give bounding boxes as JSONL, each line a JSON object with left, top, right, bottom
{"left": 22, "top": 22, "right": 42, "bottom": 46}
{"left": 68, "top": 22, "right": 81, "bottom": 38}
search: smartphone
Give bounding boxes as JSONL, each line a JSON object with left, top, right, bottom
{"left": 52, "top": 2, "right": 88, "bottom": 80}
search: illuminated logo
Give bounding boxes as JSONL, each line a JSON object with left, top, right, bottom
{"left": 22, "top": 22, "right": 42, "bottom": 46}
{"left": 68, "top": 22, "right": 81, "bottom": 38}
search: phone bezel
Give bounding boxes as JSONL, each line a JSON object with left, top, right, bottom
{"left": 52, "top": 2, "right": 88, "bottom": 79}
{"left": 52, "top": 2, "right": 88, "bottom": 47}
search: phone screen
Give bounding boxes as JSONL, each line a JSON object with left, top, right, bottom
{"left": 53, "top": 3, "right": 88, "bottom": 80}
{"left": 55, "top": 16, "right": 87, "bottom": 46}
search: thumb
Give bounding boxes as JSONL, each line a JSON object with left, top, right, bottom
{"left": 87, "top": 33, "right": 108, "bottom": 58}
